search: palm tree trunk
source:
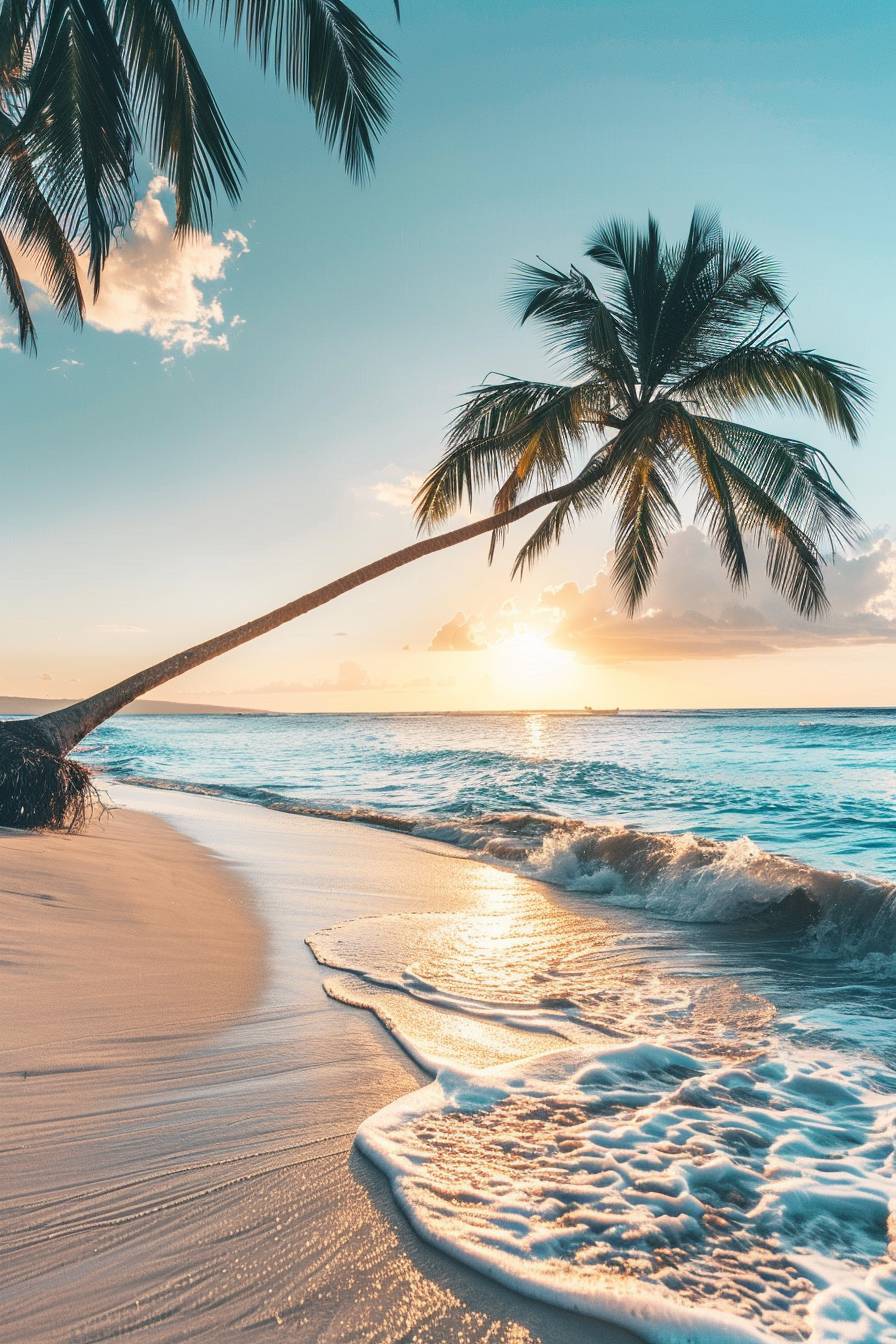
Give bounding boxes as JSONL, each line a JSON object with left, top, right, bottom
{"left": 10, "top": 482, "right": 574, "bottom": 763}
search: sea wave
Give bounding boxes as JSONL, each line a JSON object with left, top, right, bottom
{"left": 111, "top": 774, "right": 896, "bottom": 966}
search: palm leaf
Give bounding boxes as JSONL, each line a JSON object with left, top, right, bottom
{"left": 511, "top": 403, "right": 682, "bottom": 587}
{"left": 0, "top": 0, "right": 36, "bottom": 96}
{"left": 714, "top": 453, "right": 828, "bottom": 617}
{"left": 674, "top": 343, "right": 870, "bottom": 442}
{"left": 0, "top": 110, "right": 84, "bottom": 327}
{"left": 585, "top": 213, "right": 666, "bottom": 383}
{"left": 696, "top": 417, "right": 861, "bottom": 553}
{"left": 510, "top": 435, "right": 627, "bottom": 577}
{"left": 18, "top": 0, "right": 136, "bottom": 296}
{"left": 194, "top": 0, "right": 398, "bottom": 181}
{"left": 414, "top": 379, "right": 591, "bottom": 528}
{"left": 115, "top": 0, "right": 242, "bottom": 233}
{"left": 648, "top": 211, "right": 788, "bottom": 389}
{"left": 0, "top": 220, "right": 35, "bottom": 348}
{"left": 662, "top": 402, "right": 749, "bottom": 589}
{"left": 509, "top": 258, "right": 637, "bottom": 400}
{"left": 612, "top": 452, "right": 681, "bottom": 615}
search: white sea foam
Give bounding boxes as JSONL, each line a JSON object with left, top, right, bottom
{"left": 357, "top": 1040, "right": 896, "bottom": 1344}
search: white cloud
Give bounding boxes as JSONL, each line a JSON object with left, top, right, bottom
{"left": 0, "top": 318, "right": 19, "bottom": 352}
{"left": 85, "top": 179, "right": 248, "bottom": 354}
{"left": 538, "top": 529, "right": 896, "bottom": 664}
{"left": 429, "top": 612, "right": 485, "bottom": 652}
{"left": 369, "top": 473, "right": 424, "bottom": 511}
{"left": 11, "top": 177, "right": 248, "bottom": 357}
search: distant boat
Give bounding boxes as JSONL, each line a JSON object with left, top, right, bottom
{"left": 584, "top": 706, "right": 619, "bottom": 716}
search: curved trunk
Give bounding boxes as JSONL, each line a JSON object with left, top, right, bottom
{"left": 18, "top": 484, "right": 573, "bottom": 757}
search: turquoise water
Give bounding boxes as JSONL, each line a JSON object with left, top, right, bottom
{"left": 88, "top": 707, "right": 896, "bottom": 878}
{"left": 88, "top": 709, "right": 896, "bottom": 1341}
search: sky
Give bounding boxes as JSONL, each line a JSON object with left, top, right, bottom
{"left": 2, "top": 0, "right": 895, "bottom": 712}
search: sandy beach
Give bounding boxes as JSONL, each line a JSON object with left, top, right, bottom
{"left": 1, "top": 784, "right": 639, "bottom": 1344}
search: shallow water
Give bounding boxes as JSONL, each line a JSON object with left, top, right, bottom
{"left": 88, "top": 710, "right": 896, "bottom": 1342}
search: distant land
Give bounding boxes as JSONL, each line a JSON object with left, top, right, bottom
{"left": 0, "top": 697, "right": 272, "bottom": 718}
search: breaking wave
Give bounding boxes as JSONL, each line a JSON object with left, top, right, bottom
{"left": 114, "top": 774, "right": 896, "bottom": 967}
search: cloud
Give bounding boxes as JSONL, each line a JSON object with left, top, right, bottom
{"left": 368, "top": 473, "right": 424, "bottom": 511}
{"left": 538, "top": 529, "right": 896, "bottom": 664}
{"left": 0, "top": 318, "right": 20, "bottom": 351}
{"left": 88, "top": 179, "right": 248, "bottom": 354}
{"left": 429, "top": 612, "right": 485, "bottom": 652}
{"left": 13, "top": 177, "right": 248, "bottom": 356}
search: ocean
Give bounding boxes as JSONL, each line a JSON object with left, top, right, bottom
{"left": 87, "top": 709, "right": 896, "bottom": 1343}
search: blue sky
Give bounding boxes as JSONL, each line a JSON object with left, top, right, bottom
{"left": 2, "top": 0, "right": 895, "bottom": 709}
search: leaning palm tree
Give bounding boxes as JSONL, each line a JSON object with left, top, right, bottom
{"left": 0, "top": 0, "right": 400, "bottom": 347}
{"left": 0, "top": 209, "right": 869, "bottom": 828}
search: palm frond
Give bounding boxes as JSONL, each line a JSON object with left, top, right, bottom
{"left": 648, "top": 210, "right": 788, "bottom": 389}
{"left": 0, "top": 111, "right": 84, "bottom": 326}
{"left": 512, "top": 403, "right": 681, "bottom": 588}
{"left": 509, "top": 257, "right": 637, "bottom": 398}
{"left": 612, "top": 452, "right": 681, "bottom": 615}
{"left": 697, "top": 417, "right": 861, "bottom": 553}
{"left": 115, "top": 0, "right": 242, "bottom": 233}
{"left": 0, "top": 220, "right": 35, "bottom": 348}
{"left": 585, "top": 213, "right": 666, "bottom": 383}
{"left": 661, "top": 401, "right": 749, "bottom": 590}
{"left": 715, "top": 454, "right": 828, "bottom": 617}
{"left": 195, "top": 0, "right": 398, "bottom": 181}
{"left": 509, "top": 492, "right": 577, "bottom": 575}
{"left": 674, "top": 343, "right": 870, "bottom": 442}
{"left": 510, "top": 435, "right": 626, "bottom": 576}
{"left": 0, "top": 0, "right": 36, "bottom": 95}
{"left": 414, "top": 378, "right": 591, "bottom": 529}
{"left": 18, "top": 0, "right": 136, "bottom": 296}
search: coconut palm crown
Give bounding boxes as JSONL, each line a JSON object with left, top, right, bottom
{"left": 0, "top": 0, "right": 400, "bottom": 348}
{"left": 415, "top": 209, "right": 869, "bottom": 618}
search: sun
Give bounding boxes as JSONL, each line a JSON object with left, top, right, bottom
{"left": 486, "top": 625, "right": 576, "bottom": 705}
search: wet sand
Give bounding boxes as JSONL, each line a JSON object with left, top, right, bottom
{"left": 1, "top": 785, "right": 639, "bottom": 1344}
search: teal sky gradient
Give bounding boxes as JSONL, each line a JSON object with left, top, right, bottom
{"left": 2, "top": 0, "right": 894, "bottom": 708}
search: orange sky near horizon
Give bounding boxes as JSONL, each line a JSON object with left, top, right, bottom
{"left": 6, "top": 624, "right": 896, "bottom": 714}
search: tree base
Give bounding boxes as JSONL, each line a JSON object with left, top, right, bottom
{"left": 0, "top": 727, "right": 103, "bottom": 831}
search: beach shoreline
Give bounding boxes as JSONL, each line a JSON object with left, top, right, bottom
{"left": 1, "top": 784, "right": 641, "bottom": 1344}
{"left": 0, "top": 807, "right": 265, "bottom": 1059}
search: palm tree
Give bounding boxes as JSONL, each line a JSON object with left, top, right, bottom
{"left": 0, "top": 209, "right": 869, "bottom": 828}
{"left": 0, "top": 0, "right": 400, "bottom": 348}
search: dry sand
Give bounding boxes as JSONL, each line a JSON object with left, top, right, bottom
{"left": 1, "top": 786, "right": 639, "bottom": 1344}
{"left": 0, "top": 809, "right": 264, "bottom": 1054}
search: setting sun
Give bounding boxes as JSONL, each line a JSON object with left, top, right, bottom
{"left": 487, "top": 627, "right": 577, "bottom": 702}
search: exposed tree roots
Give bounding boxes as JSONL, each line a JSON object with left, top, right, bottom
{"left": 0, "top": 730, "right": 103, "bottom": 831}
